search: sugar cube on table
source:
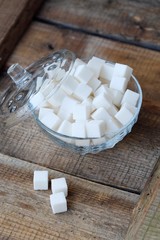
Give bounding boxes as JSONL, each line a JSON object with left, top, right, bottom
{"left": 121, "top": 89, "right": 140, "bottom": 107}
{"left": 50, "top": 192, "right": 67, "bottom": 214}
{"left": 72, "top": 121, "right": 86, "bottom": 138}
{"left": 99, "top": 63, "right": 114, "bottom": 82}
{"left": 110, "top": 76, "right": 128, "bottom": 93}
{"left": 51, "top": 177, "right": 68, "bottom": 197}
{"left": 112, "top": 63, "right": 133, "bottom": 81}
{"left": 73, "top": 103, "right": 91, "bottom": 120}
{"left": 40, "top": 112, "right": 61, "bottom": 130}
{"left": 87, "top": 56, "right": 105, "bottom": 78}
{"left": 33, "top": 170, "right": 48, "bottom": 190}
{"left": 61, "top": 75, "right": 79, "bottom": 95}
{"left": 115, "top": 105, "right": 134, "bottom": 125}
{"left": 74, "top": 64, "right": 94, "bottom": 83}
{"left": 86, "top": 120, "right": 106, "bottom": 138}
{"left": 74, "top": 83, "right": 92, "bottom": 101}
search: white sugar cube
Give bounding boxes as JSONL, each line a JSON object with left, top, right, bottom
{"left": 75, "top": 139, "right": 90, "bottom": 146}
{"left": 88, "top": 77, "right": 101, "bottom": 92}
{"left": 92, "top": 137, "right": 106, "bottom": 145}
{"left": 82, "top": 97, "right": 96, "bottom": 112}
{"left": 51, "top": 177, "right": 68, "bottom": 197}
{"left": 87, "top": 56, "right": 105, "bottom": 78}
{"left": 93, "top": 92, "right": 111, "bottom": 109}
{"left": 61, "top": 75, "right": 79, "bottom": 95}
{"left": 94, "top": 84, "right": 110, "bottom": 97}
{"left": 74, "top": 83, "right": 92, "bottom": 100}
{"left": 86, "top": 120, "right": 106, "bottom": 138}
{"left": 69, "top": 58, "right": 85, "bottom": 76}
{"left": 115, "top": 105, "right": 134, "bottom": 125}
{"left": 72, "top": 121, "right": 86, "bottom": 138}
{"left": 38, "top": 107, "right": 53, "bottom": 120}
{"left": 73, "top": 103, "right": 91, "bottom": 120}
{"left": 36, "top": 77, "right": 43, "bottom": 91}
{"left": 33, "top": 170, "right": 48, "bottom": 190}
{"left": 40, "top": 112, "right": 61, "bottom": 130}
{"left": 30, "top": 92, "right": 44, "bottom": 109}
{"left": 121, "top": 89, "right": 140, "bottom": 107}
{"left": 100, "top": 63, "right": 114, "bottom": 82}
{"left": 40, "top": 82, "right": 56, "bottom": 97}
{"left": 48, "top": 88, "right": 67, "bottom": 108}
{"left": 74, "top": 65, "right": 94, "bottom": 83}
{"left": 58, "top": 96, "right": 79, "bottom": 120}
{"left": 110, "top": 76, "right": 128, "bottom": 93}
{"left": 91, "top": 107, "right": 121, "bottom": 134}
{"left": 57, "top": 120, "right": 72, "bottom": 136}
{"left": 112, "top": 63, "right": 133, "bottom": 81}
{"left": 122, "top": 102, "right": 137, "bottom": 114}
{"left": 108, "top": 88, "right": 123, "bottom": 107}
{"left": 50, "top": 192, "right": 67, "bottom": 214}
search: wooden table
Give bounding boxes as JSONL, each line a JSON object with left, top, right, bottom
{"left": 0, "top": 0, "right": 160, "bottom": 239}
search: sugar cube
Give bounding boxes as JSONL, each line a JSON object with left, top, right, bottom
{"left": 69, "top": 58, "right": 85, "bottom": 76}
{"left": 88, "top": 77, "right": 101, "bottom": 92}
{"left": 38, "top": 107, "right": 53, "bottom": 120}
{"left": 72, "top": 121, "right": 86, "bottom": 138}
{"left": 115, "top": 105, "right": 134, "bottom": 125}
{"left": 74, "top": 83, "right": 92, "bottom": 101}
{"left": 40, "top": 112, "right": 61, "bottom": 130}
{"left": 100, "top": 63, "right": 114, "bottom": 82}
{"left": 29, "top": 92, "right": 44, "bottom": 109}
{"left": 108, "top": 88, "right": 123, "bottom": 107}
{"left": 110, "top": 76, "right": 128, "bottom": 93}
{"left": 92, "top": 93, "right": 114, "bottom": 114}
{"left": 51, "top": 177, "right": 68, "bottom": 197}
{"left": 73, "top": 103, "right": 91, "bottom": 120}
{"left": 48, "top": 88, "right": 67, "bottom": 108}
{"left": 61, "top": 75, "right": 79, "bottom": 95}
{"left": 86, "top": 120, "right": 106, "bottom": 138}
{"left": 33, "top": 170, "right": 48, "bottom": 190}
{"left": 87, "top": 56, "right": 105, "bottom": 78}
{"left": 50, "top": 192, "right": 67, "bottom": 214}
{"left": 58, "top": 96, "right": 79, "bottom": 120}
{"left": 57, "top": 120, "right": 72, "bottom": 136}
{"left": 112, "top": 63, "right": 133, "bottom": 81}
{"left": 74, "top": 65, "right": 94, "bottom": 83}
{"left": 121, "top": 89, "right": 140, "bottom": 107}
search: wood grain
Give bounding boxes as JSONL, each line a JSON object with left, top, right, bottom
{"left": 0, "top": 0, "right": 44, "bottom": 70}
{"left": 0, "top": 153, "right": 138, "bottom": 240}
{"left": 37, "top": 0, "right": 160, "bottom": 50}
{"left": 1, "top": 22, "right": 159, "bottom": 193}
{"left": 126, "top": 159, "right": 160, "bottom": 240}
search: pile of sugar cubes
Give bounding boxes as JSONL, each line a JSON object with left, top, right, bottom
{"left": 33, "top": 170, "right": 68, "bottom": 214}
{"left": 30, "top": 56, "right": 140, "bottom": 146}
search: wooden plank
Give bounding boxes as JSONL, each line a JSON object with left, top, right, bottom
{"left": 1, "top": 22, "right": 160, "bottom": 193}
{"left": 0, "top": 153, "right": 139, "bottom": 240}
{"left": 126, "top": 159, "right": 160, "bottom": 240}
{"left": 37, "top": 0, "right": 160, "bottom": 50}
{"left": 0, "top": 0, "right": 44, "bottom": 70}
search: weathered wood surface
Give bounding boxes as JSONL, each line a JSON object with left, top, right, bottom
{"left": 0, "top": 0, "right": 44, "bottom": 70}
{"left": 0, "top": 153, "right": 139, "bottom": 240}
{"left": 126, "top": 159, "right": 160, "bottom": 240}
{"left": 1, "top": 22, "right": 159, "bottom": 193}
{"left": 38, "top": 0, "right": 160, "bottom": 50}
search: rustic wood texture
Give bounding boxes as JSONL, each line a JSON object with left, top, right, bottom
{"left": 126, "top": 159, "right": 160, "bottom": 240}
{"left": 0, "top": 22, "right": 159, "bottom": 193}
{"left": 38, "top": 0, "right": 160, "bottom": 50}
{"left": 0, "top": 153, "right": 139, "bottom": 240}
{"left": 0, "top": 0, "right": 44, "bottom": 70}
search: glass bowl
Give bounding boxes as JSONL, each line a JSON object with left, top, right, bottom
{"left": 32, "top": 62, "right": 142, "bottom": 155}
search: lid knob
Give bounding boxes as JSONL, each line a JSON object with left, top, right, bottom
{"left": 7, "top": 63, "right": 32, "bottom": 88}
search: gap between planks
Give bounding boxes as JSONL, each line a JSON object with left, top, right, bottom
{"left": 35, "top": 17, "right": 160, "bottom": 52}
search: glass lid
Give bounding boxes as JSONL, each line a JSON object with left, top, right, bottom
{"left": 0, "top": 49, "right": 75, "bottom": 129}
